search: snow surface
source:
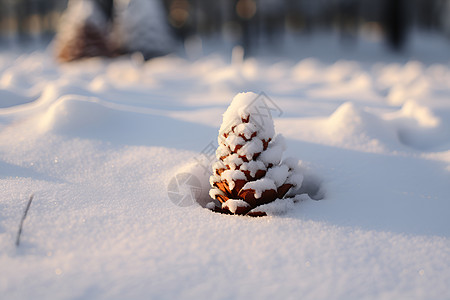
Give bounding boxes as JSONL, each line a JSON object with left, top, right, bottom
{"left": 1, "top": 41, "right": 450, "bottom": 299}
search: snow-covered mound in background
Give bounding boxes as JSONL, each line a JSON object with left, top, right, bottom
{"left": 113, "top": 0, "right": 176, "bottom": 58}
{"left": 0, "top": 50, "right": 450, "bottom": 300}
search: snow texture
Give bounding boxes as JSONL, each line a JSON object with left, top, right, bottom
{"left": 1, "top": 36, "right": 450, "bottom": 299}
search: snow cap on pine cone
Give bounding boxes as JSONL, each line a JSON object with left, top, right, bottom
{"left": 209, "top": 92, "right": 304, "bottom": 217}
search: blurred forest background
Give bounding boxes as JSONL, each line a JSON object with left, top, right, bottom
{"left": 1, "top": 0, "right": 450, "bottom": 53}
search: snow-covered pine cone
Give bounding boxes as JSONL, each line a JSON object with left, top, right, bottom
{"left": 112, "top": 0, "right": 175, "bottom": 59}
{"left": 54, "top": 0, "right": 112, "bottom": 62}
{"left": 209, "top": 92, "right": 303, "bottom": 216}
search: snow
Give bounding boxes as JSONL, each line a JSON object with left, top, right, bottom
{"left": 212, "top": 160, "right": 226, "bottom": 172}
{"left": 222, "top": 199, "right": 250, "bottom": 214}
{"left": 224, "top": 135, "right": 245, "bottom": 150}
{"left": 209, "top": 174, "right": 221, "bottom": 185}
{"left": 265, "top": 164, "right": 289, "bottom": 187}
{"left": 241, "top": 178, "right": 277, "bottom": 199}
{"left": 233, "top": 123, "right": 258, "bottom": 140}
{"left": 215, "top": 144, "right": 231, "bottom": 159}
{"left": 220, "top": 92, "right": 275, "bottom": 140}
{"left": 220, "top": 169, "right": 246, "bottom": 190}
{"left": 236, "top": 137, "right": 263, "bottom": 160}
{"left": 247, "top": 195, "right": 304, "bottom": 216}
{"left": 209, "top": 188, "right": 224, "bottom": 200}
{"left": 240, "top": 160, "right": 266, "bottom": 177}
{"left": 1, "top": 37, "right": 450, "bottom": 299}
{"left": 222, "top": 153, "right": 244, "bottom": 170}
{"left": 259, "top": 135, "right": 285, "bottom": 166}
{"left": 286, "top": 171, "right": 304, "bottom": 189}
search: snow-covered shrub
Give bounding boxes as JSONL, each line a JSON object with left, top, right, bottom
{"left": 112, "top": 0, "right": 175, "bottom": 59}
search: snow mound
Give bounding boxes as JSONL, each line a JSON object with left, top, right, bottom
{"left": 399, "top": 101, "right": 440, "bottom": 128}
{"left": 291, "top": 58, "right": 323, "bottom": 82}
{"left": 324, "top": 102, "right": 397, "bottom": 152}
{"left": 38, "top": 96, "right": 114, "bottom": 135}
{"left": 36, "top": 96, "right": 215, "bottom": 149}
{"left": 388, "top": 101, "right": 450, "bottom": 150}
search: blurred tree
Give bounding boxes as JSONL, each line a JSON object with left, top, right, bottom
{"left": 2, "top": 0, "right": 449, "bottom": 54}
{"left": 167, "top": 0, "right": 193, "bottom": 41}
{"left": 235, "top": 0, "right": 257, "bottom": 56}
{"left": 95, "top": 0, "right": 114, "bottom": 20}
{"left": 258, "top": 0, "right": 286, "bottom": 45}
{"left": 384, "top": 0, "right": 408, "bottom": 51}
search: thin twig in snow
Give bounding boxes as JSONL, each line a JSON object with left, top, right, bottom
{"left": 15, "top": 194, "right": 34, "bottom": 247}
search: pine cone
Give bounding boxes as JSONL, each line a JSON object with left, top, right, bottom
{"left": 209, "top": 92, "right": 303, "bottom": 216}
{"left": 54, "top": 0, "right": 112, "bottom": 62}
{"left": 56, "top": 22, "right": 111, "bottom": 62}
